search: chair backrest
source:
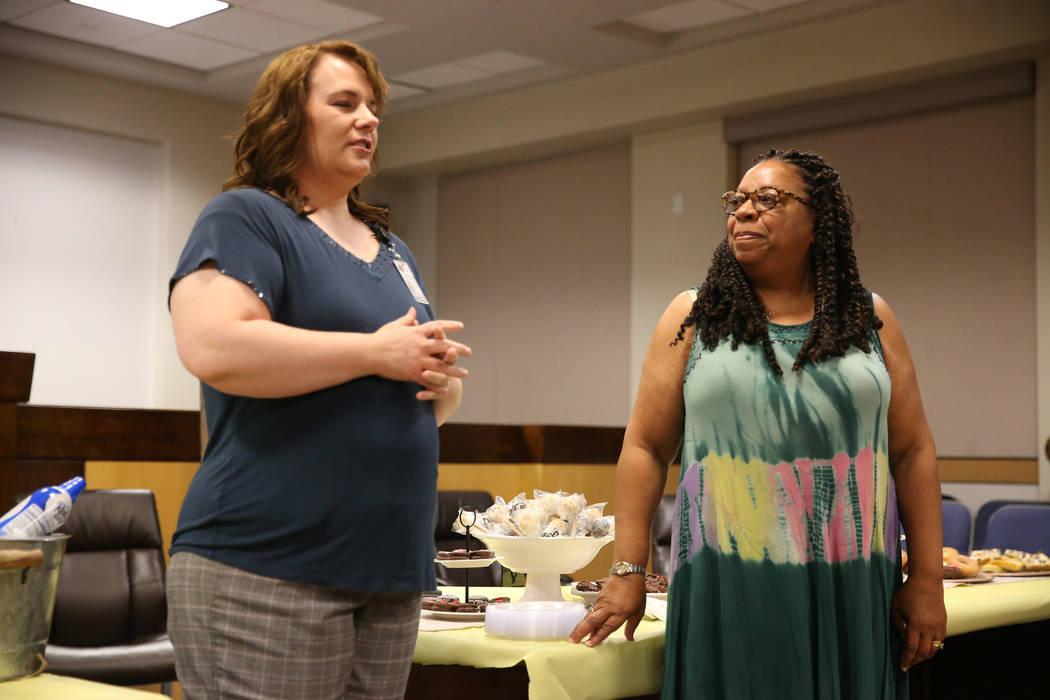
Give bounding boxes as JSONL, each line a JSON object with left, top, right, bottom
{"left": 941, "top": 500, "right": 972, "bottom": 552}
{"left": 982, "top": 504, "right": 1050, "bottom": 553}
{"left": 651, "top": 494, "right": 676, "bottom": 577}
{"left": 973, "top": 500, "right": 1048, "bottom": 549}
{"left": 434, "top": 490, "right": 499, "bottom": 586}
{"left": 50, "top": 489, "right": 167, "bottom": 646}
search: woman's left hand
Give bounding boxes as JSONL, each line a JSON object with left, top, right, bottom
{"left": 415, "top": 325, "right": 470, "bottom": 401}
{"left": 891, "top": 574, "right": 947, "bottom": 671}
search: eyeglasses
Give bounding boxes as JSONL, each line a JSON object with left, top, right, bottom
{"left": 721, "top": 187, "right": 812, "bottom": 215}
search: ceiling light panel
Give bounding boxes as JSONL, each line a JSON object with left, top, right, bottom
{"left": 238, "top": 0, "right": 382, "bottom": 34}
{"left": 119, "top": 29, "right": 255, "bottom": 71}
{"left": 10, "top": 1, "right": 158, "bottom": 46}
{"left": 623, "top": 0, "right": 750, "bottom": 33}
{"left": 386, "top": 82, "right": 428, "bottom": 102}
{"left": 70, "top": 1, "right": 228, "bottom": 28}
{"left": 392, "top": 63, "right": 493, "bottom": 90}
{"left": 457, "top": 51, "right": 544, "bottom": 75}
{"left": 177, "top": 6, "right": 321, "bottom": 52}
{"left": 0, "top": 0, "right": 55, "bottom": 23}
{"left": 730, "top": 0, "right": 809, "bottom": 10}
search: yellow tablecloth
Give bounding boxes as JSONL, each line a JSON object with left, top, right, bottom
{"left": 0, "top": 673, "right": 160, "bottom": 699}
{"left": 415, "top": 580, "right": 1050, "bottom": 700}
{"left": 943, "top": 578, "right": 1050, "bottom": 636}
{"left": 416, "top": 586, "right": 664, "bottom": 700}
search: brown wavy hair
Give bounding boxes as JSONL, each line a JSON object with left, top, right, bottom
{"left": 674, "top": 148, "right": 881, "bottom": 376}
{"left": 223, "top": 40, "right": 390, "bottom": 229}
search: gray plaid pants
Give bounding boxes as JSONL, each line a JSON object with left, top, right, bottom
{"left": 167, "top": 552, "right": 421, "bottom": 700}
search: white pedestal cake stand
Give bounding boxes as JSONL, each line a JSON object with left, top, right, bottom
{"left": 475, "top": 534, "right": 614, "bottom": 602}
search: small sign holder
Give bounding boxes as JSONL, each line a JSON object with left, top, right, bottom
{"left": 458, "top": 506, "right": 477, "bottom": 603}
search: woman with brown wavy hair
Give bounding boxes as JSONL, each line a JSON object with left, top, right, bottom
{"left": 166, "top": 41, "right": 469, "bottom": 699}
{"left": 571, "top": 150, "right": 945, "bottom": 699}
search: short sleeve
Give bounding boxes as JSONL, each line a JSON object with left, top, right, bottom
{"left": 169, "top": 190, "right": 285, "bottom": 316}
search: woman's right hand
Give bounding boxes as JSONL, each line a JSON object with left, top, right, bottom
{"left": 568, "top": 574, "right": 646, "bottom": 646}
{"left": 371, "top": 307, "right": 471, "bottom": 394}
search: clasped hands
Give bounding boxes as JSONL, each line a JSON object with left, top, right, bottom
{"left": 375, "top": 307, "right": 471, "bottom": 400}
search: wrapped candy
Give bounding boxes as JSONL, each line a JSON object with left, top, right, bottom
{"left": 506, "top": 492, "right": 529, "bottom": 516}
{"left": 558, "top": 492, "right": 587, "bottom": 522}
{"left": 511, "top": 503, "right": 547, "bottom": 537}
{"left": 572, "top": 501, "right": 607, "bottom": 536}
{"left": 589, "top": 515, "right": 615, "bottom": 538}
{"left": 540, "top": 517, "right": 570, "bottom": 538}
{"left": 456, "top": 492, "right": 613, "bottom": 538}
{"left": 485, "top": 497, "right": 512, "bottom": 525}
{"left": 532, "top": 489, "right": 563, "bottom": 517}
{"left": 451, "top": 508, "right": 496, "bottom": 537}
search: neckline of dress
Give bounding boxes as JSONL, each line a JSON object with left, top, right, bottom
{"left": 767, "top": 318, "right": 812, "bottom": 342}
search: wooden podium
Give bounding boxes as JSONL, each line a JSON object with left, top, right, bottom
{"left": 0, "top": 350, "right": 199, "bottom": 510}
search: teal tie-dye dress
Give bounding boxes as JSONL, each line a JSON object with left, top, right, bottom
{"left": 662, "top": 318, "right": 906, "bottom": 700}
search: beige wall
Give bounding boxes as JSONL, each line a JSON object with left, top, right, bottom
{"left": 736, "top": 97, "right": 1035, "bottom": 458}
{"left": 0, "top": 54, "right": 242, "bottom": 411}
{"left": 435, "top": 144, "right": 632, "bottom": 425}
{"left": 1037, "top": 56, "right": 1050, "bottom": 498}
{"left": 377, "top": 0, "right": 1050, "bottom": 177}
{"left": 2, "top": 0, "right": 1047, "bottom": 475}
{"left": 629, "top": 121, "right": 731, "bottom": 408}
{"left": 370, "top": 0, "right": 1049, "bottom": 478}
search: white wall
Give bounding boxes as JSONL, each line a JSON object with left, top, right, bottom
{"left": 0, "top": 116, "right": 162, "bottom": 408}
{"left": 629, "top": 121, "right": 730, "bottom": 410}
{"left": 435, "top": 144, "right": 632, "bottom": 425}
{"left": 0, "top": 54, "right": 243, "bottom": 410}
{"left": 736, "top": 97, "right": 1035, "bottom": 458}
{"left": 1037, "top": 56, "right": 1050, "bottom": 499}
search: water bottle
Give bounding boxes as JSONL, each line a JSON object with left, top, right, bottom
{"left": 0, "top": 477, "right": 87, "bottom": 537}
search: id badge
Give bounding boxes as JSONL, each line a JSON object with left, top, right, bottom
{"left": 393, "top": 259, "right": 429, "bottom": 305}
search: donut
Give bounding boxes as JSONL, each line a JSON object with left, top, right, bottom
{"left": 942, "top": 547, "right": 979, "bottom": 578}
{"left": 953, "top": 553, "right": 979, "bottom": 578}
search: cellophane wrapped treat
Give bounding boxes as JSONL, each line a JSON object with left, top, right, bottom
{"left": 452, "top": 490, "right": 614, "bottom": 539}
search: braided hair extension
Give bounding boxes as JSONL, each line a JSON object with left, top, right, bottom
{"left": 673, "top": 149, "right": 882, "bottom": 376}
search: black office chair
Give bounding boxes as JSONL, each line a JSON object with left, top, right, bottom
{"left": 981, "top": 504, "right": 1050, "bottom": 553}
{"left": 651, "top": 494, "right": 677, "bottom": 578}
{"left": 973, "top": 500, "right": 1050, "bottom": 549}
{"left": 46, "top": 489, "right": 176, "bottom": 695}
{"left": 434, "top": 490, "right": 502, "bottom": 586}
{"left": 942, "top": 500, "right": 972, "bottom": 552}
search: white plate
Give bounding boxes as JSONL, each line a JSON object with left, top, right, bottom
{"left": 987, "top": 570, "right": 1050, "bottom": 577}
{"left": 569, "top": 584, "right": 599, "bottom": 605}
{"left": 422, "top": 608, "right": 486, "bottom": 621}
{"left": 942, "top": 573, "right": 995, "bottom": 584}
{"left": 434, "top": 557, "right": 499, "bottom": 569}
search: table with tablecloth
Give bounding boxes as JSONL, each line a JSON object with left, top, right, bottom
{"left": 409, "top": 579, "right": 1050, "bottom": 700}
{"left": 0, "top": 673, "right": 162, "bottom": 699}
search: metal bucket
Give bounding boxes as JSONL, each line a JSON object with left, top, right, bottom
{"left": 0, "top": 534, "right": 69, "bottom": 682}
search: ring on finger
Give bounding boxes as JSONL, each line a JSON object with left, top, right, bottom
{"left": 931, "top": 640, "right": 944, "bottom": 650}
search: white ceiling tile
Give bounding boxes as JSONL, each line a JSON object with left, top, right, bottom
{"left": 177, "top": 6, "right": 322, "bottom": 52}
{"left": 9, "top": 1, "right": 159, "bottom": 47}
{"left": 0, "top": 0, "right": 57, "bottom": 23}
{"left": 457, "top": 51, "right": 544, "bottom": 75}
{"left": 240, "top": 0, "right": 382, "bottom": 33}
{"left": 623, "top": 0, "right": 750, "bottom": 33}
{"left": 730, "top": 0, "right": 809, "bottom": 11}
{"left": 387, "top": 82, "right": 428, "bottom": 101}
{"left": 392, "top": 62, "right": 493, "bottom": 89}
{"left": 119, "top": 30, "right": 256, "bottom": 71}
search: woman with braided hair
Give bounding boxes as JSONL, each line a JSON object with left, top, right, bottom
{"left": 571, "top": 149, "right": 945, "bottom": 699}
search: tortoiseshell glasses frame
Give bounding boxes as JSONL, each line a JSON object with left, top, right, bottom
{"left": 721, "top": 186, "right": 812, "bottom": 215}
